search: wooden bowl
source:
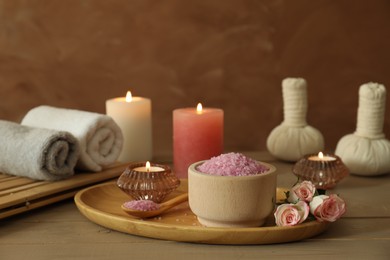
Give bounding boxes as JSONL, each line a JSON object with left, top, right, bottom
{"left": 188, "top": 161, "right": 277, "bottom": 228}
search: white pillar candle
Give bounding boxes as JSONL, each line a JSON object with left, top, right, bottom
{"left": 106, "top": 91, "right": 152, "bottom": 162}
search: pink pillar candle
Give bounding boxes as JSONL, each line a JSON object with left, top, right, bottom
{"left": 173, "top": 104, "right": 223, "bottom": 178}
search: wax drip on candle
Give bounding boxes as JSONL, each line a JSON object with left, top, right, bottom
{"left": 126, "top": 91, "right": 132, "bottom": 102}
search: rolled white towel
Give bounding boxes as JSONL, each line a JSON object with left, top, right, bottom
{"left": 0, "top": 120, "right": 80, "bottom": 181}
{"left": 21, "top": 106, "right": 123, "bottom": 172}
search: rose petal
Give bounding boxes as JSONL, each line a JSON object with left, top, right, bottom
{"left": 289, "top": 181, "right": 317, "bottom": 203}
{"left": 274, "top": 202, "right": 309, "bottom": 227}
{"left": 311, "top": 194, "right": 346, "bottom": 222}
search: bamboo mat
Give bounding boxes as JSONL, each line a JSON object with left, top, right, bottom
{"left": 0, "top": 163, "right": 127, "bottom": 220}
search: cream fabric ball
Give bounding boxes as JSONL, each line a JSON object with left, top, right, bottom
{"left": 267, "top": 124, "right": 324, "bottom": 162}
{"left": 335, "top": 134, "right": 390, "bottom": 176}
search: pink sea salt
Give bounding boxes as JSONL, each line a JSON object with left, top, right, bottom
{"left": 196, "top": 152, "right": 269, "bottom": 176}
{"left": 123, "top": 200, "right": 160, "bottom": 211}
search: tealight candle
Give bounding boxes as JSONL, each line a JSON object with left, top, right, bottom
{"left": 293, "top": 152, "right": 349, "bottom": 189}
{"left": 308, "top": 152, "right": 337, "bottom": 162}
{"left": 117, "top": 162, "right": 180, "bottom": 203}
{"left": 133, "top": 161, "right": 165, "bottom": 172}
{"left": 106, "top": 91, "right": 152, "bottom": 162}
{"left": 173, "top": 103, "right": 224, "bottom": 178}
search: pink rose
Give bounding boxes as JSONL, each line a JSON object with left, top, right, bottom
{"left": 274, "top": 201, "right": 310, "bottom": 226}
{"left": 288, "top": 181, "right": 316, "bottom": 203}
{"left": 309, "top": 194, "right": 346, "bottom": 222}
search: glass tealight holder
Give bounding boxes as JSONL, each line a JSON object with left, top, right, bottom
{"left": 292, "top": 153, "right": 349, "bottom": 189}
{"left": 117, "top": 162, "right": 180, "bottom": 203}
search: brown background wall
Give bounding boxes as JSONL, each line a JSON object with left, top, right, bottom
{"left": 0, "top": 0, "right": 389, "bottom": 159}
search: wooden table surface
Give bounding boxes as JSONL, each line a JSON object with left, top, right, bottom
{"left": 1, "top": 152, "right": 389, "bottom": 259}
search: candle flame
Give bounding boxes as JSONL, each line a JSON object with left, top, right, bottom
{"left": 146, "top": 161, "right": 151, "bottom": 172}
{"left": 196, "top": 103, "right": 203, "bottom": 113}
{"left": 318, "top": 152, "right": 324, "bottom": 159}
{"left": 126, "top": 91, "right": 132, "bottom": 102}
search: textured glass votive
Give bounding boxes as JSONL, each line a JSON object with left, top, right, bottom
{"left": 292, "top": 153, "right": 349, "bottom": 189}
{"left": 117, "top": 162, "right": 180, "bottom": 203}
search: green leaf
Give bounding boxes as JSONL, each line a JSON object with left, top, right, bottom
{"left": 284, "top": 191, "right": 290, "bottom": 203}
{"left": 317, "top": 189, "right": 326, "bottom": 195}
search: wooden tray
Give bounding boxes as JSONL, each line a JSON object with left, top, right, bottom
{"left": 0, "top": 163, "right": 127, "bottom": 220}
{"left": 74, "top": 180, "right": 330, "bottom": 245}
